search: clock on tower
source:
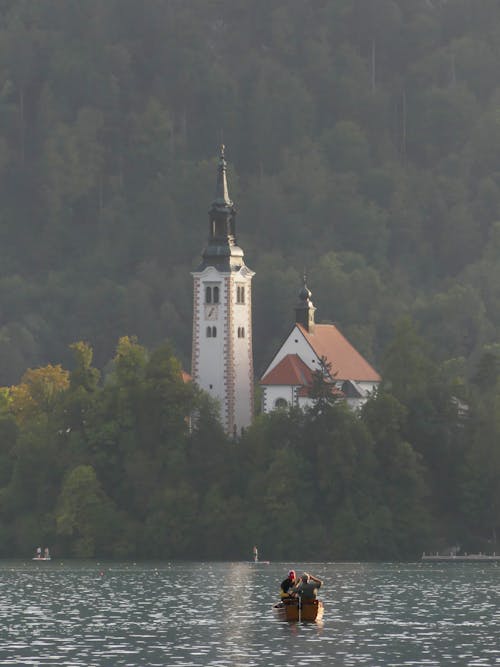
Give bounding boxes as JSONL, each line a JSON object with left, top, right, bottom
{"left": 205, "top": 305, "right": 218, "bottom": 320}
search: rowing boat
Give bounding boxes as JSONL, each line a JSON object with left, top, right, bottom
{"left": 273, "top": 598, "right": 324, "bottom": 622}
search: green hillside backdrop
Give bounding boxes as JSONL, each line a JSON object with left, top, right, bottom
{"left": 0, "top": 0, "right": 499, "bottom": 559}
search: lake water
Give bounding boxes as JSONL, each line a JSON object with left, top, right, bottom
{"left": 0, "top": 560, "right": 499, "bottom": 666}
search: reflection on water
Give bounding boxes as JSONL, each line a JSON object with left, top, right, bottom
{"left": 0, "top": 560, "right": 498, "bottom": 665}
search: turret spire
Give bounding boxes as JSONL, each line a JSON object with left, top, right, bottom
{"left": 295, "top": 274, "right": 316, "bottom": 332}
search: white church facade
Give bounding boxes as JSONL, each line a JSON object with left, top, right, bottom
{"left": 191, "top": 146, "right": 254, "bottom": 435}
{"left": 260, "top": 280, "right": 381, "bottom": 412}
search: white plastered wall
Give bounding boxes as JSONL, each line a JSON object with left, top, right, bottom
{"left": 262, "top": 385, "right": 298, "bottom": 412}
{"left": 192, "top": 264, "right": 254, "bottom": 434}
{"left": 232, "top": 266, "right": 254, "bottom": 433}
{"left": 192, "top": 266, "right": 227, "bottom": 423}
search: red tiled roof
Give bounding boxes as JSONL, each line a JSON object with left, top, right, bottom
{"left": 297, "top": 323, "right": 381, "bottom": 382}
{"left": 260, "top": 354, "right": 313, "bottom": 386}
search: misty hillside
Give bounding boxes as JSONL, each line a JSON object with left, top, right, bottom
{"left": 0, "top": 0, "right": 499, "bottom": 381}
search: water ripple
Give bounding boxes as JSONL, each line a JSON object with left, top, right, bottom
{"left": 0, "top": 561, "right": 498, "bottom": 665}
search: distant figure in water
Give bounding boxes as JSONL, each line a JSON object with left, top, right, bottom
{"left": 253, "top": 545, "right": 258, "bottom": 562}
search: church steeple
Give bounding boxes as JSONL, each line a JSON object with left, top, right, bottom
{"left": 191, "top": 144, "right": 255, "bottom": 436}
{"left": 200, "top": 145, "right": 244, "bottom": 271}
{"left": 295, "top": 275, "right": 316, "bottom": 333}
{"left": 213, "top": 144, "right": 232, "bottom": 207}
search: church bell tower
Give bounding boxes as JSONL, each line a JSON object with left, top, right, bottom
{"left": 191, "top": 146, "right": 255, "bottom": 435}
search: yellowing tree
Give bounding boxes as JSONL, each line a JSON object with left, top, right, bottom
{"left": 9, "top": 364, "right": 70, "bottom": 422}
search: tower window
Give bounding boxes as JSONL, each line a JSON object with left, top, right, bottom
{"left": 237, "top": 327, "right": 245, "bottom": 338}
{"left": 213, "top": 286, "right": 219, "bottom": 303}
{"left": 206, "top": 326, "right": 212, "bottom": 338}
{"left": 205, "top": 286, "right": 212, "bottom": 304}
{"left": 275, "top": 398, "right": 288, "bottom": 409}
{"left": 212, "top": 326, "right": 217, "bottom": 337}
{"left": 236, "top": 285, "right": 245, "bottom": 304}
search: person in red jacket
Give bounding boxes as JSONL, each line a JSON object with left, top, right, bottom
{"left": 280, "top": 569, "right": 297, "bottom": 599}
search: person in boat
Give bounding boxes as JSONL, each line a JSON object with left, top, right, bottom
{"left": 253, "top": 545, "right": 258, "bottom": 562}
{"left": 293, "top": 572, "right": 323, "bottom": 600}
{"left": 35, "top": 547, "right": 42, "bottom": 559}
{"left": 280, "top": 569, "right": 298, "bottom": 600}
{"left": 44, "top": 547, "right": 50, "bottom": 559}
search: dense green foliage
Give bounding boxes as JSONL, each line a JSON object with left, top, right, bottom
{"left": 0, "top": 0, "right": 500, "bottom": 558}
{"left": 0, "top": 335, "right": 498, "bottom": 560}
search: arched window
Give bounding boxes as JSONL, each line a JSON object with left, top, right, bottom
{"left": 206, "top": 326, "right": 212, "bottom": 338}
{"left": 237, "top": 327, "right": 245, "bottom": 338}
{"left": 274, "top": 398, "right": 288, "bottom": 409}
{"left": 236, "top": 285, "right": 245, "bottom": 304}
{"left": 213, "top": 286, "right": 219, "bottom": 303}
{"left": 205, "top": 286, "right": 212, "bottom": 304}
{"left": 212, "top": 326, "right": 217, "bottom": 337}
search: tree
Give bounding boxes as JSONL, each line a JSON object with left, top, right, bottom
{"left": 9, "top": 364, "right": 69, "bottom": 423}
{"left": 69, "top": 341, "right": 100, "bottom": 392}
{"left": 56, "top": 464, "right": 116, "bottom": 557}
{"left": 381, "top": 317, "right": 433, "bottom": 405}
{"left": 362, "top": 392, "right": 430, "bottom": 557}
{"left": 308, "top": 355, "right": 340, "bottom": 413}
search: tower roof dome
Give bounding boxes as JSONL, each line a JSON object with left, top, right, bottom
{"left": 298, "top": 274, "right": 313, "bottom": 303}
{"left": 298, "top": 279, "right": 312, "bottom": 302}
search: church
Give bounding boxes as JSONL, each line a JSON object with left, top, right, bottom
{"left": 191, "top": 147, "right": 380, "bottom": 434}
{"left": 259, "top": 280, "right": 381, "bottom": 412}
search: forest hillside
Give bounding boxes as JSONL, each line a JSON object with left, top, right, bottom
{"left": 0, "top": 0, "right": 499, "bottom": 380}
{"left": 1, "top": 1, "right": 500, "bottom": 558}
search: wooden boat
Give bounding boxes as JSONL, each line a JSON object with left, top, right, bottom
{"left": 273, "top": 598, "right": 324, "bottom": 622}
{"left": 32, "top": 557, "right": 51, "bottom": 561}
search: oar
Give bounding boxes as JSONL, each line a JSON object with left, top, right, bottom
{"left": 298, "top": 593, "right": 302, "bottom": 623}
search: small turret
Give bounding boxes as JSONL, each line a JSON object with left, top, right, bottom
{"left": 295, "top": 275, "right": 316, "bottom": 333}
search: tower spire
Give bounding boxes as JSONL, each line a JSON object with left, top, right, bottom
{"left": 200, "top": 145, "right": 244, "bottom": 271}
{"left": 214, "top": 144, "right": 232, "bottom": 207}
